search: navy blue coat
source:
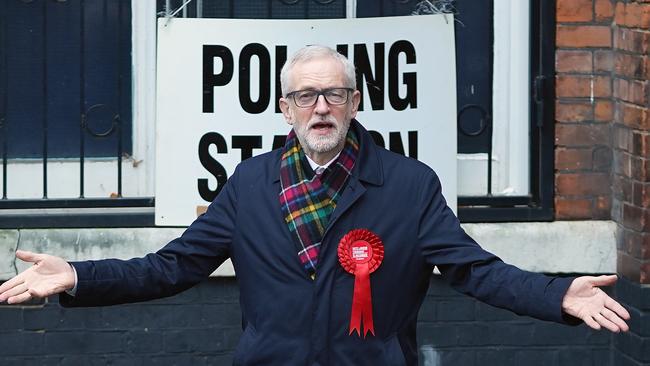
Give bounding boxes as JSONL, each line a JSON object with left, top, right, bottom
{"left": 62, "top": 120, "right": 575, "bottom": 365}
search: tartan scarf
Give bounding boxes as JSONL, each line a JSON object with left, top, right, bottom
{"left": 279, "top": 127, "right": 359, "bottom": 277}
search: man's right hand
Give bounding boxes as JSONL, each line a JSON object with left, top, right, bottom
{"left": 0, "top": 250, "right": 75, "bottom": 304}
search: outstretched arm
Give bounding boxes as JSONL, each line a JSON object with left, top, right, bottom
{"left": 562, "top": 275, "right": 630, "bottom": 332}
{"left": 0, "top": 250, "right": 75, "bottom": 304}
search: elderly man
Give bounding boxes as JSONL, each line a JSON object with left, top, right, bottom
{"left": 0, "top": 45, "right": 630, "bottom": 365}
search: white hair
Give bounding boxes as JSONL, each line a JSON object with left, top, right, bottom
{"left": 280, "top": 45, "right": 356, "bottom": 97}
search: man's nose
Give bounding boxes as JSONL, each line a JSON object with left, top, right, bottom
{"left": 314, "top": 95, "right": 330, "bottom": 114}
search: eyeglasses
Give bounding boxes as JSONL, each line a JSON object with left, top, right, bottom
{"left": 286, "top": 88, "right": 354, "bottom": 108}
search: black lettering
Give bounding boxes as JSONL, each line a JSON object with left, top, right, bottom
{"left": 354, "top": 43, "right": 385, "bottom": 111}
{"left": 370, "top": 131, "right": 418, "bottom": 159}
{"left": 388, "top": 131, "right": 418, "bottom": 158}
{"left": 239, "top": 43, "right": 271, "bottom": 114}
{"left": 198, "top": 132, "right": 228, "bottom": 201}
{"left": 275, "top": 45, "right": 287, "bottom": 113}
{"left": 389, "top": 131, "right": 405, "bottom": 156}
{"left": 203, "top": 45, "right": 234, "bottom": 113}
{"left": 232, "top": 135, "right": 262, "bottom": 161}
{"left": 388, "top": 40, "right": 417, "bottom": 110}
{"left": 369, "top": 130, "right": 385, "bottom": 148}
{"left": 336, "top": 44, "right": 349, "bottom": 58}
{"left": 408, "top": 131, "right": 418, "bottom": 159}
{"left": 272, "top": 135, "right": 287, "bottom": 150}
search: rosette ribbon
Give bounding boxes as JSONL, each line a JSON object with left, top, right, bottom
{"left": 338, "top": 229, "right": 384, "bottom": 337}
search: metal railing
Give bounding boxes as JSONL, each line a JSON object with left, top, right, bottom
{"left": 0, "top": 0, "right": 153, "bottom": 228}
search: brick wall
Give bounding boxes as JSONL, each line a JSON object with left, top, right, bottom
{"left": 0, "top": 277, "right": 610, "bottom": 366}
{"left": 611, "top": 0, "right": 650, "bottom": 285}
{"left": 555, "top": 0, "right": 614, "bottom": 220}
{"left": 610, "top": 0, "right": 650, "bottom": 364}
{"left": 555, "top": 0, "right": 650, "bottom": 364}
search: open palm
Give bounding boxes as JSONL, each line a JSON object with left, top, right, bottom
{"left": 562, "top": 275, "right": 630, "bottom": 332}
{"left": 0, "top": 250, "right": 75, "bottom": 304}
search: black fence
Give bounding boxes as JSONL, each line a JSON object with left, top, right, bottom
{"left": 0, "top": 0, "right": 153, "bottom": 228}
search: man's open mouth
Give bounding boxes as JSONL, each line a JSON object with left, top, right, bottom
{"left": 310, "top": 121, "right": 335, "bottom": 131}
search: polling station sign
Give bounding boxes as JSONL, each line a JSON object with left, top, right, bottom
{"left": 156, "top": 15, "right": 457, "bottom": 226}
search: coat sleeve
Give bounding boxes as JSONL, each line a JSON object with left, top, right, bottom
{"left": 59, "top": 167, "right": 240, "bottom": 307}
{"left": 417, "top": 169, "right": 578, "bottom": 324}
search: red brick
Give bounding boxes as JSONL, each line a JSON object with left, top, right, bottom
{"left": 557, "top": 0, "right": 593, "bottom": 22}
{"left": 617, "top": 101, "right": 650, "bottom": 129}
{"left": 621, "top": 229, "right": 650, "bottom": 260}
{"left": 614, "top": 27, "right": 650, "bottom": 54}
{"left": 594, "top": 50, "right": 614, "bottom": 72}
{"left": 633, "top": 181, "right": 650, "bottom": 208}
{"left": 631, "top": 131, "right": 650, "bottom": 157}
{"left": 594, "top": 76, "right": 612, "bottom": 97}
{"left": 596, "top": 0, "right": 614, "bottom": 21}
{"left": 555, "top": 197, "right": 593, "bottom": 219}
{"left": 631, "top": 155, "right": 650, "bottom": 182}
{"left": 556, "top": 148, "right": 594, "bottom": 170}
{"left": 614, "top": 78, "right": 649, "bottom": 105}
{"left": 557, "top": 25, "right": 612, "bottom": 48}
{"left": 614, "top": 150, "right": 633, "bottom": 177}
{"left": 556, "top": 75, "right": 591, "bottom": 97}
{"left": 555, "top": 123, "right": 609, "bottom": 147}
{"left": 614, "top": 52, "right": 649, "bottom": 79}
{"left": 613, "top": 173, "right": 633, "bottom": 202}
{"left": 613, "top": 124, "right": 632, "bottom": 152}
{"left": 643, "top": 262, "right": 650, "bottom": 284}
{"left": 556, "top": 172, "right": 611, "bottom": 196}
{"left": 619, "top": 2, "right": 650, "bottom": 28}
{"left": 556, "top": 75, "right": 610, "bottom": 98}
{"left": 555, "top": 101, "right": 593, "bottom": 122}
{"left": 595, "top": 100, "right": 613, "bottom": 121}
{"left": 615, "top": 2, "right": 625, "bottom": 25}
{"left": 594, "top": 195, "right": 611, "bottom": 219}
{"left": 556, "top": 50, "right": 593, "bottom": 73}
{"left": 593, "top": 145, "right": 612, "bottom": 171}
{"left": 622, "top": 203, "right": 650, "bottom": 231}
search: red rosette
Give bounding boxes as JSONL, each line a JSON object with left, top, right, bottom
{"left": 337, "top": 229, "right": 384, "bottom": 338}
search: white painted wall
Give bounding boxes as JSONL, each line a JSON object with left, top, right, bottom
{"left": 0, "top": 221, "right": 617, "bottom": 280}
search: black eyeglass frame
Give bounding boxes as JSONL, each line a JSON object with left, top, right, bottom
{"left": 286, "top": 87, "right": 355, "bottom": 108}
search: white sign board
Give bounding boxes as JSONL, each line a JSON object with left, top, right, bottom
{"left": 156, "top": 15, "right": 457, "bottom": 226}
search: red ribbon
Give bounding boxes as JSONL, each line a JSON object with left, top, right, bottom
{"left": 338, "top": 229, "right": 384, "bottom": 338}
{"left": 350, "top": 260, "right": 374, "bottom": 336}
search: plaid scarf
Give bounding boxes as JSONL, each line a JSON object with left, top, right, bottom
{"left": 279, "top": 128, "right": 359, "bottom": 277}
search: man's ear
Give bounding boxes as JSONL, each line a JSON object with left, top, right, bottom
{"left": 349, "top": 90, "right": 361, "bottom": 119}
{"left": 279, "top": 98, "right": 294, "bottom": 125}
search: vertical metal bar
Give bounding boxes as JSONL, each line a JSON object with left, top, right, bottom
{"left": 79, "top": 0, "right": 85, "bottom": 198}
{"left": 197, "top": 0, "right": 203, "bottom": 18}
{"left": 1, "top": 0, "right": 7, "bottom": 199}
{"left": 165, "top": 0, "right": 171, "bottom": 17}
{"left": 116, "top": 0, "right": 123, "bottom": 197}
{"left": 487, "top": 120, "right": 493, "bottom": 196}
{"left": 42, "top": 0, "right": 48, "bottom": 198}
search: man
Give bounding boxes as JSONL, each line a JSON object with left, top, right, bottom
{"left": 0, "top": 46, "right": 630, "bottom": 365}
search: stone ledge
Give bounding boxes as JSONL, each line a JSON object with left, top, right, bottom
{"left": 0, "top": 221, "right": 617, "bottom": 280}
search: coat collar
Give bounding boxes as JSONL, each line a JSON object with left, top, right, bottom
{"left": 271, "top": 119, "right": 384, "bottom": 186}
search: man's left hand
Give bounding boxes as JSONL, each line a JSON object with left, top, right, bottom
{"left": 562, "top": 275, "right": 630, "bottom": 333}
